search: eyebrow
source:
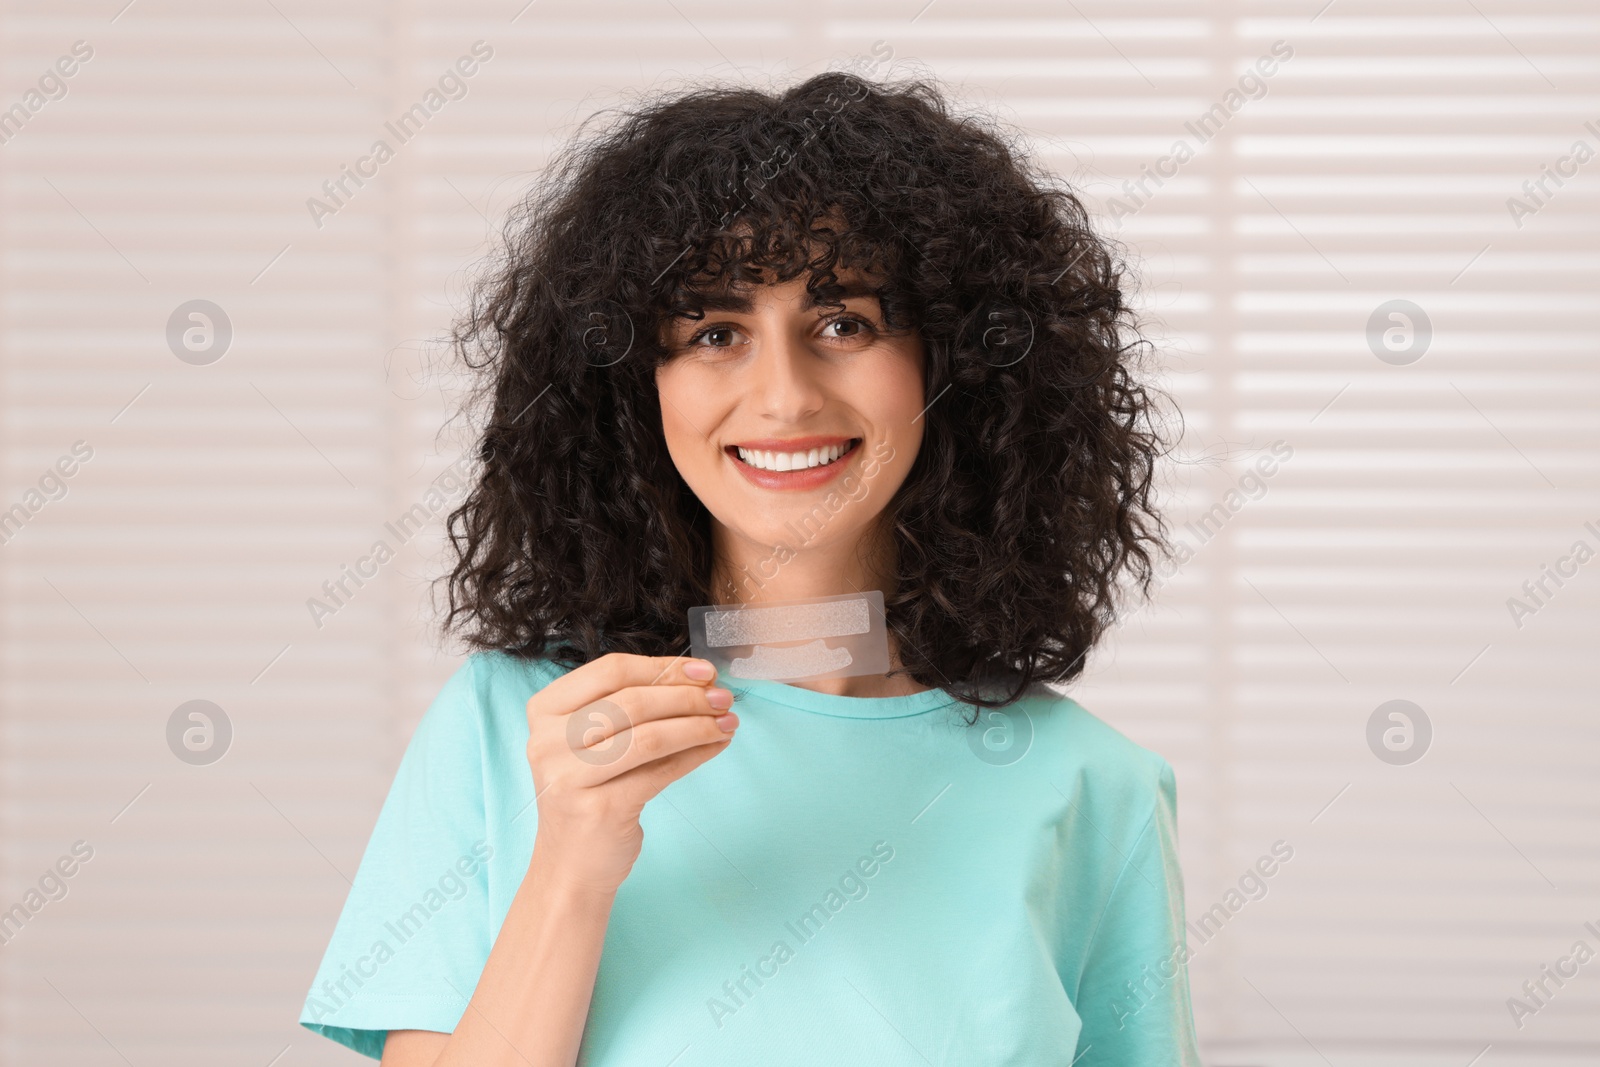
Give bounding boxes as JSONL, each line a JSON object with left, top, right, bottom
{"left": 679, "top": 280, "right": 881, "bottom": 315}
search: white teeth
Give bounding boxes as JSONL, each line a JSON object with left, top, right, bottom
{"left": 736, "top": 442, "right": 852, "bottom": 472}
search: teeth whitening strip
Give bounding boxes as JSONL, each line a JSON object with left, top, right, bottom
{"left": 688, "top": 590, "right": 891, "bottom": 682}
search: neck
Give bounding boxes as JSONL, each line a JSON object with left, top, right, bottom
{"left": 707, "top": 521, "right": 931, "bottom": 699}
{"left": 710, "top": 525, "right": 884, "bottom": 605}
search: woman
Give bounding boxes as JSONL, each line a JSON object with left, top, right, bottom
{"left": 300, "top": 71, "right": 1201, "bottom": 1066}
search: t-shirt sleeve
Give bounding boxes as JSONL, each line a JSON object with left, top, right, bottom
{"left": 1072, "top": 757, "right": 1203, "bottom": 1067}
{"left": 299, "top": 654, "right": 497, "bottom": 1060}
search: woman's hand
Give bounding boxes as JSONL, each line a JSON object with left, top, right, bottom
{"left": 382, "top": 654, "right": 733, "bottom": 1067}
{"left": 524, "top": 653, "right": 738, "bottom": 894}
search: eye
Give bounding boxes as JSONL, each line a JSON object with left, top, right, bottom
{"left": 822, "top": 316, "right": 874, "bottom": 339}
{"left": 685, "top": 324, "right": 746, "bottom": 349}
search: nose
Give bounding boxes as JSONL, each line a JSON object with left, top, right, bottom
{"left": 750, "top": 324, "right": 826, "bottom": 425}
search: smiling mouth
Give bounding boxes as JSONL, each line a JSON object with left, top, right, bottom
{"left": 727, "top": 439, "right": 860, "bottom": 473}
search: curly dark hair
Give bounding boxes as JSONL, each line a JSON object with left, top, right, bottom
{"left": 439, "top": 70, "right": 1172, "bottom": 712}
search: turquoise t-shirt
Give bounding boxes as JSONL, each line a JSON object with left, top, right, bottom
{"left": 300, "top": 650, "right": 1201, "bottom": 1065}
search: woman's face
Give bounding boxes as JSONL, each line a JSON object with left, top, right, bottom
{"left": 654, "top": 270, "right": 926, "bottom": 581}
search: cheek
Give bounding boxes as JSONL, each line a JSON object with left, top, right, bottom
{"left": 654, "top": 366, "right": 700, "bottom": 464}
{"left": 870, "top": 343, "right": 927, "bottom": 444}
{"left": 654, "top": 362, "right": 729, "bottom": 484}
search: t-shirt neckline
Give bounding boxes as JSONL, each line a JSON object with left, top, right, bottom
{"left": 726, "top": 677, "right": 960, "bottom": 719}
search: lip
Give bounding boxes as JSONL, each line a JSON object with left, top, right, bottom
{"left": 726, "top": 436, "right": 861, "bottom": 491}
{"left": 729, "top": 435, "right": 855, "bottom": 452}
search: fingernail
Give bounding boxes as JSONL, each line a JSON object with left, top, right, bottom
{"left": 706, "top": 687, "right": 733, "bottom": 710}
{"left": 684, "top": 659, "right": 715, "bottom": 681}
{"left": 715, "top": 712, "right": 739, "bottom": 732}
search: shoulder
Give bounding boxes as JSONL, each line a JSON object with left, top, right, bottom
{"left": 463, "top": 648, "right": 571, "bottom": 706}
{"left": 1007, "top": 682, "right": 1178, "bottom": 818}
{"left": 410, "top": 649, "right": 573, "bottom": 750}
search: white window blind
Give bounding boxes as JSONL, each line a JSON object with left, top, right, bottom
{"left": 1, "top": 2, "right": 1595, "bottom": 1064}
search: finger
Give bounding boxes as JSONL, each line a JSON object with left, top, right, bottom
{"left": 560, "top": 684, "right": 731, "bottom": 772}
{"left": 567, "top": 706, "right": 737, "bottom": 786}
{"left": 611, "top": 733, "right": 733, "bottom": 805}
{"left": 561, "top": 682, "right": 728, "bottom": 750}
{"left": 533, "top": 652, "right": 718, "bottom": 718}
{"left": 533, "top": 684, "right": 729, "bottom": 784}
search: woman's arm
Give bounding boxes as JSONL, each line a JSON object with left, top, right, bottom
{"left": 1070, "top": 758, "right": 1202, "bottom": 1066}
{"left": 380, "top": 653, "right": 739, "bottom": 1067}
{"left": 380, "top": 835, "right": 617, "bottom": 1067}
